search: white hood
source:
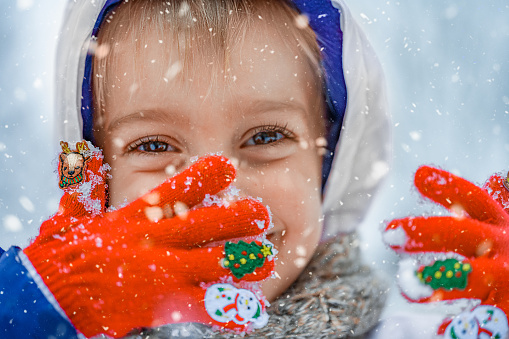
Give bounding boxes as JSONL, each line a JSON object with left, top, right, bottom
{"left": 322, "top": 0, "right": 391, "bottom": 237}
{"left": 54, "top": 0, "right": 391, "bottom": 239}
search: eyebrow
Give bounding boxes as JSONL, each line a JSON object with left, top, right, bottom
{"left": 106, "top": 109, "right": 189, "bottom": 134}
{"left": 232, "top": 99, "right": 308, "bottom": 120}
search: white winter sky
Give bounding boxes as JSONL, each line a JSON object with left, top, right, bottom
{"left": 0, "top": 0, "right": 508, "bottom": 323}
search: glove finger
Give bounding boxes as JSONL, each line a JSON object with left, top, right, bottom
{"left": 154, "top": 246, "right": 275, "bottom": 283}
{"left": 136, "top": 199, "right": 271, "bottom": 247}
{"left": 52, "top": 244, "right": 273, "bottom": 294}
{"left": 398, "top": 256, "right": 506, "bottom": 306}
{"left": 384, "top": 216, "right": 504, "bottom": 257}
{"left": 415, "top": 166, "right": 508, "bottom": 225}
{"left": 123, "top": 155, "right": 235, "bottom": 218}
{"left": 54, "top": 238, "right": 275, "bottom": 284}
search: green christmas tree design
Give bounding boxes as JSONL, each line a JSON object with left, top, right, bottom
{"left": 223, "top": 241, "right": 272, "bottom": 279}
{"left": 417, "top": 258, "right": 472, "bottom": 290}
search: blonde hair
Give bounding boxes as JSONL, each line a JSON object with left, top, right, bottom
{"left": 93, "top": 0, "right": 323, "bottom": 121}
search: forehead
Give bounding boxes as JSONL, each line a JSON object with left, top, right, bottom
{"left": 102, "top": 14, "right": 319, "bottom": 109}
{"left": 98, "top": 1, "right": 320, "bottom": 86}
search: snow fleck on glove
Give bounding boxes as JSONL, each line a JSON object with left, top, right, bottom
{"left": 24, "top": 142, "right": 275, "bottom": 338}
{"left": 383, "top": 166, "right": 509, "bottom": 339}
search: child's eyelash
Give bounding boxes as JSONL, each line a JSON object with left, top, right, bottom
{"left": 251, "top": 123, "right": 295, "bottom": 139}
{"left": 127, "top": 135, "right": 156, "bottom": 151}
{"left": 126, "top": 135, "right": 171, "bottom": 153}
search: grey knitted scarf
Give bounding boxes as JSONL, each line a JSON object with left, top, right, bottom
{"left": 121, "top": 233, "right": 388, "bottom": 339}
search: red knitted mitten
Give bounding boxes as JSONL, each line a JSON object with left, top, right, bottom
{"left": 24, "top": 142, "right": 275, "bottom": 338}
{"left": 383, "top": 166, "right": 509, "bottom": 339}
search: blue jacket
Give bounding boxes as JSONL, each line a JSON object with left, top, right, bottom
{"left": 0, "top": 246, "right": 79, "bottom": 339}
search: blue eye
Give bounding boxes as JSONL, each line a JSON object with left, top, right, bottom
{"left": 137, "top": 141, "right": 169, "bottom": 152}
{"left": 128, "top": 136, "right": 177, "bottom": 154}
{"left": 245, "top": 131, "right": 285, "bottom": 146}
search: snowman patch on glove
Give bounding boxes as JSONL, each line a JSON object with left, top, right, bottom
{"left": 439, "top": 305, "right": 508, "bottom": 339}
{"left": 204, "top": 283, "right": 268, "bottom": 329}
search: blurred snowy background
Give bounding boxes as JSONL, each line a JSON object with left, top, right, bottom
{"left": 1, "top": 0, "right": 508, "bottom": 326}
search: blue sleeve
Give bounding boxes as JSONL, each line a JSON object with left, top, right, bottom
{"left": 0, "top": 247, "right": 79, "bottom": 339}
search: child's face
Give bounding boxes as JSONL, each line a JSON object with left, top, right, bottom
{"left": 94, "top": 18, "right": 324, "bottom": 300}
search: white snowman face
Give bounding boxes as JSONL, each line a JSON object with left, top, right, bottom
{"left": 236, "top": 290, "right": 260, "bottom": 321}
{"left": 204, "top": 283, "right": 268, "bottom": 328}
{"left": 471, "top": 305, "right": 508, "bottom": 339}
{"left": 204, "top": 283, "right": 238, "bottom": 323}
{"left": 447, "top": 313, "right": 479, "bottom": 339}
{"left": 445, "top": 305, "right": 509, "bottom": 339}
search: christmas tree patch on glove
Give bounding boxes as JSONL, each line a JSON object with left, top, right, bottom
{"left": 383, "top": 166, "right": 509, "bottom": 339}
{"left": 223, "top": 240, "right": 275, "bottom": 279}
{"left": 417, "top": 258, "right": 472, "bottom": 291}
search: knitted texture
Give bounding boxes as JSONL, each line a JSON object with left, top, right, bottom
{"left": 483, "top": 171, "right": 509, "bottom": 211}
{"left": 383, "top": 166, "right": 509, "bottom": 332}
{"left": 123, "top": 233, "right": 388, "bottom": 339}
{"left": 24, "top": 154, "right": 274, "bottom": 338}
